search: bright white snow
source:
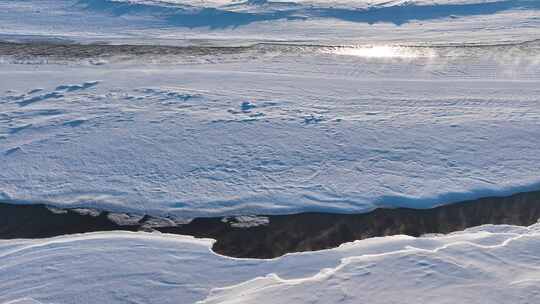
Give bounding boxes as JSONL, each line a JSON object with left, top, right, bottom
{"left": 1, "top": 224, "right": 540, "bottom": 303}
{"left": 1, "top": 43, "right": 540, "bottom": 218}
{"left": 0, "top": 0, "right": 539, "bottom": 44}
{"left": 1, "top": 0, "right": 540, "bottom": 218}
{"left": 1, "top": 1, "right": 540, "bottom": 302}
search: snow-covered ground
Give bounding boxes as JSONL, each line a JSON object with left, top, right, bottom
{"left": 2, "top": 223, "right": 540, "bottom": 303}
{"left": 1, "top": 0, "right": 539, "bottom": 45}
{"left": 1, "top": 0, "right": 539, "bottom": 219}
{"left": 0, "top": 0, "right": 539, "bottom": 219}
{"left": 2, "top": 42, "right": 540, "bottom": 218}
{"left": 2, "top": 0, "right": 540, "bottom": 303}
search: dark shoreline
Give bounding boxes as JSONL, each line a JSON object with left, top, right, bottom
{"left": 0, "top": 41, "right": 253, "bottom": 60}
{"left": 3, "top": 39, "right": 539, "bottom": 63}
{"left": 2, "top": 190, "right": 540, "bottom": 258}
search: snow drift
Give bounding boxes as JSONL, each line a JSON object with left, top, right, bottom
{"left": 1, "top": 223, "right": 540, "bottom": 303}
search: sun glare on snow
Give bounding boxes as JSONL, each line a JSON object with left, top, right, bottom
{"left": 329, "top": 45, "right": 436, "bottom": 59}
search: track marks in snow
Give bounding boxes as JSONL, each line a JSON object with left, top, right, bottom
{"left": 1, "top": 63, "right": 540, "bottom": 218}
{"left": 4, "top": 81, "right": 100, "bottom": 107}
{"left": 17, "top": 91, "right": 64, "bottom": 107}
{"left": 4, "top": 146, "right": 23, "bottom": 156}
{"left": 137, "top": 87, "right": 202, "bottom": 103}
{"left": 62, "top": 119, "right": 87, "bottom": 127}
{"left": 0, "top": 81, "right": 102, "bottom": 153}
{"left": 55, "top": 80, "right": 99, "bottom": 92}
{"left": 8, "top": 124, "right": 33, "bottom": 134}
{"left": 223, "top": 101, "right": 283, "bottom": 123}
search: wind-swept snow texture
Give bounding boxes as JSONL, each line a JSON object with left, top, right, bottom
{"left": 1, "top": 2, "right": 540, "bottom": 302}
{"left": 0, "top": 0, "right": 539, "bottom": 44}
{"left": 1, "top": 224, "right": 540, "bottom": 303}
{"left": 1, "top": 0, "right": 540, "bottom": 217}
{"left": 1, "top": 42, "right": 540, "bottom": 218}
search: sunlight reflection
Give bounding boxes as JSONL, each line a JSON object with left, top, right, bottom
{"left": 328, "top": 45, "right": 436, "bottom": 59}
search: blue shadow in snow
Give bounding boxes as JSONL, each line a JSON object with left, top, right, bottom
{"left": 78, "top": 0, "right": 540, "bottom": 29}
{"left": 314, "top": 0, "right": 540, "bottom": 25}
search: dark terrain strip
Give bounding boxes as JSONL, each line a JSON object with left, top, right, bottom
{"left": 0, "top": 204, "right": 141, "bottom": 237}
{"left": 2, "top": 190, "right": 540, "bottom": 258}
{"left": 0, "top": 41, "right": 253, "bottom": 60}
{"left": 2, "top": 40, "right": 539, "bottom": 62}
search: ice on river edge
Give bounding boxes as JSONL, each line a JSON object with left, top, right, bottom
{"left": 2, "top": 222, "right": 540, "bottom": 303}
{"left": 1, "top": 49, "right": 540, "bottom": 218}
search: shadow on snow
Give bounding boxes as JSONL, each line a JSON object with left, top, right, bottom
{"left": 78, "top": 0, "right": 540, "bottom": 29}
